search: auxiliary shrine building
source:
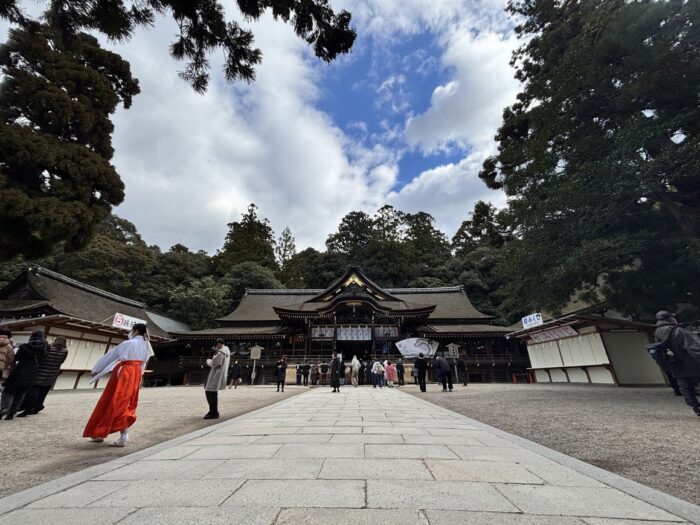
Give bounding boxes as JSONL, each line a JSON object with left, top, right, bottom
{"left": 167, "top": 267, "right": 528, "bottom": 385}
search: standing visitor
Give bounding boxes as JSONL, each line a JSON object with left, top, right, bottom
{"left": 3, "top": 330, "right": 48, "bottom": 420}
{"left": 456, "top": 358, "right": 468, "bottom": 386}
{"left": 228, "top": 360, "right": 242, "bottom": 389}
{"left": 202, "top": 339, "right": 230, "bottom": 420}
{"left": 372, "top": 360, "right": 385, "bottom": 388}
{"left": 302, "top": 362, "right": 310, "bottom": 386}
{"left": 351, "top": 355, "right": 360, "bottom": 387}
{"left": 363, "top": 360, "right": 372, "bottom": 385}
{"left": 320, "top": 361, "right": 329, "bottom": 386}
{"left": 310, "top": 362, "right": 319, "bottom": 387}
{"left": 415, "top": 353, "right": 428, "bottom": 392}
{"left": 296, "top": 363, "right": 302, "bottom": 386}
{"left": 83, "top": 323, "right": 154, "bottom": 445}
{"left": 412, "top": 365, "right": 418, "bottom": 385}
{"left": 436, "top": 354, "right": 453, "bottom": 392}
{"left": 0, "top": 328, "right": 15, "bottom": 416}
{"left": 385, "top": 361, "right": 396, "bottom": 388}
{"left": 330, "top": 352, "right": 343, "bottom": 392}
{"left": 396, "top": 358, "right": 405, "bottom": 386}
{"left": 276, "top": 357, "right": 288, "bottom": 392}
{"left": 653, "top": 311, "right": 700, "bottom": 416}
{"left": 18, "top": 336, "right": 68, "bottom": 416}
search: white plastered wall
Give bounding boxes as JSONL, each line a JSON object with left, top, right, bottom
{"left": 601, "top": 331, "right": 666, "bottom": 385}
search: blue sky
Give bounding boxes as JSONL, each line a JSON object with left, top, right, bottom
{"left": 3, "top": 0, "right": 521, "bottom": 252}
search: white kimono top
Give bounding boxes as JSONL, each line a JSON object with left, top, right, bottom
{"left": 89, "top": 335, "right": 154, "bottom": 384}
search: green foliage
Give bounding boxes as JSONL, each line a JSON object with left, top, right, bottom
{"left": 216, "top": 204, "right": 278, "bottom": 273}
{"left": 284, "top": 248, "right": 346, "bottom": 288}
{"left": 0, "top": 22, "right": 139, "bottom": 260}
{"left": 0, "top": 0, "right": 356, "bottom": 92}
{"left": 219, "top": 261, "right": 284, "bottom": 308}
{"left": 481, "top": 0, "right": 700, "bottom": 318}
{"left": 169, "top": 276, "right": 230, "bottom": 330}
{"left": 452, "top": 201, "right": 506, "bottom": 257}
{"left": 326, "top": 211, "right": 374, "bottom": 263}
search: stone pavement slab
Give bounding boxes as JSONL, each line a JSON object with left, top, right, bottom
{"left": 0, "top": 387, "right": 698, "bottom": 524}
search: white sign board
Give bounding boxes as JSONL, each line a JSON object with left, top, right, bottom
{"left": 396, "top": 338, "right": 439, "bottom": 358}
{"left": 112, "top": 312, "right": 147, "bottom": 331}
{"left": 529, "top": 325, "right": 578, "bottom": 344}
{"left": 249, "top": 345, "right": 263, "bottom": 360}
{"left": 446, "top": 343, "right": 460, "bottom": 358}
{"left": 522, "top": 313, "right": 544, "bottom": 329}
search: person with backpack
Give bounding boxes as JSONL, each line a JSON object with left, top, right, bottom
{"left": 653, "top": 311, "right": 700, "bottom": 416}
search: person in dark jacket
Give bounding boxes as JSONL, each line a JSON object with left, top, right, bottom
{"left": 296, "top": 364, "right": 303, "bottom": 386}
{"left": 654, "top": 311, "right": 700, "bottom": 416}
{"left": 302, "top": 362, "right": 310, "bottom": 386}
{"left": 436, "top": 354, "right": 453, "bottom": 392}
{"left": 18, "top": 336, "right": 69, "bottom": 416}
{"left": 456, "top": 359, "right": 468, "bottom": 386}
{"left": 330, "top": 352, "right": 343, "bottom": 392}
{"left": 228, "top": 360, "right": 242, "bottom": 389}
{"left": 414, "top": 353, "right": 428, "bottom": 392}
{"left": 396, "top": 358, "right": 405, "bottom": 386}
{"left": 320, "top": 361, "right": 329, "bottom": 386}
{"left": 4, "top": 330, "right": 49, "bottom": 420}
{"left": 276, "top": 357, "right": 288, "bottom": 392}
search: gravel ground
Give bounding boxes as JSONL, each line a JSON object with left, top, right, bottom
{"left": 0, "top": 385, "right": 301, "bottom": 497}
{"left": 406, "top": 383, "right": 700, "bottom": 505}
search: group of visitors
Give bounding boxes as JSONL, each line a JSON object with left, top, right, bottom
{"left": 0, "top": 328, "right": 68, "bottom": 420}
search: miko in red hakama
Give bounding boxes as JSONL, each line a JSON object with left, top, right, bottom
{"left": 83, "top": 360, "right": 143, "bottom": 439}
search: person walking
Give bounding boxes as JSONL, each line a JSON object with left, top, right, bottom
{"left": 396, "top": 358, "right": 405, "bottom": 386}
{"left": 203, "top": 339, "right": 230, "bottom": 420}
{"left": 3, "top": 330, "right": 48, "bottom": 420}
{"left": 330, "top": 353, "right": 343, "bottom": 392}
{"left": 295, "top": 363, "right": 303, "bottom": 386}
{"left": 228, "top": 360, "right": 242, "bottom": 389}
{"left": 351, "top": 355, "right": 360, "bottom": 387}
{"left": 372, "top": 359, "right": 385, "bottom": 388}
{"left": 436, "top": 354, "right": 453, "bottom": 392}
{"left": 276, "top": 357, "right": 288, "bottom": 392}
{"left": 385, "top": 361, "right": 397, "bottom": 387}
{"left": 302, "top": 362, "right": 310, "bottom": 386}
{"left": 456, "top": 358, "right": 468, "bottom": 386}
{"left": 414, "top": 353, "right": 428, "bottom": 392}
{"left": 18, "top": 336, "right": 68, "bottom": 416}
{"left": 653, "top": 311, "right": 700, "bottom": 416}
{"left": 83, "top": 324, "right": 154, "bottom": 445}
{"left": 0, "top": 328, "right": 15, "bottom": 417}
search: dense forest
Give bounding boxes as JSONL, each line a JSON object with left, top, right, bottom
{"left": 0, "top": 203, "right": 509, "bottom": 329}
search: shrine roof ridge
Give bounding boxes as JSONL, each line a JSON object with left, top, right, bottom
{"left": 244, "top": 286, "right": 466, "bottom": 296}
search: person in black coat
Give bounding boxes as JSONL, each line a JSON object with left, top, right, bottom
{"left": 396, "top": 359, "right": 405, "bottom": 386}
{"left": 302, "top": 362, "right": 310, "bottom": 386}
{"left": 276, "top": 358, "right": 288, "bottom": 392}
{"left": 414, "top": 353, "right": 428, "bottom": 393}
{"left": 4, "top": 330, "right": 49, "bottom": 420}
{"left": 18, "top": 336, "right": 69, "bottom": 416}
{"left": 296, "top": 364, "right": 303, "bottom": 386}
{"left": 228, "top": 360, "right": 242, "bottom": 389}
{"left": 330, "top": 352, "right": 343, "bottom": 392}
{"left": 456, "top": 358, "right": 468, "bottom": 386}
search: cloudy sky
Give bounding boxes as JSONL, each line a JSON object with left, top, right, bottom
{"left": 6, "top": 1, "right": 521, "bottom": 253}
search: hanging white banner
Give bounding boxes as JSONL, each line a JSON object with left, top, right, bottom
{"left": 395, "top": 338, "right": 439, "bottom": 358}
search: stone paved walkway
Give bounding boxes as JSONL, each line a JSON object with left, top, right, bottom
{"left": 1, "top": 388, "right": 698, "bottom": 524}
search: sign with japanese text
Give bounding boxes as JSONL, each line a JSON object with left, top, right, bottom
{"left": 529, "top": 325, "right": 579, "bottom": 344}
{"left": 522, "top": 313, "right": 544, "bottom": 329}
{"left": 112, "top": 313, "right": 147, "bottom": 331}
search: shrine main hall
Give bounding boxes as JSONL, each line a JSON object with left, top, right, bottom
{"left": 166, "top": 267, "right": 527, "bottom": 384}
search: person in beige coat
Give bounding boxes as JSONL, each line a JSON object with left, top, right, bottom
{"left": 203, "top": 339, "right": 230, "bottom": 419}
{"left": 0, "top": 328, "right": 16, "bottom": 416}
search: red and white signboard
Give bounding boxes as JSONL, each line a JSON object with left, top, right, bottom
{"left": 112, "top": 312, "right": 147, "bottom": 331}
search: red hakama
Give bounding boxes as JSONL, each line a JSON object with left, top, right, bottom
{"left": 83, "top": 360, "right": 143, "bottom": 439}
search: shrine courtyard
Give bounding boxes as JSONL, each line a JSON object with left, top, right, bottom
{"left": 0, "top": 384, "right": 698, "bottom": 524}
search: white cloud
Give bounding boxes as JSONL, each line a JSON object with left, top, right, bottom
{"left": 4, "top": 0, "right": 521, "bottom": 253}
{"left": 405, "top": 29, "right": 520, "bottom": 154}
